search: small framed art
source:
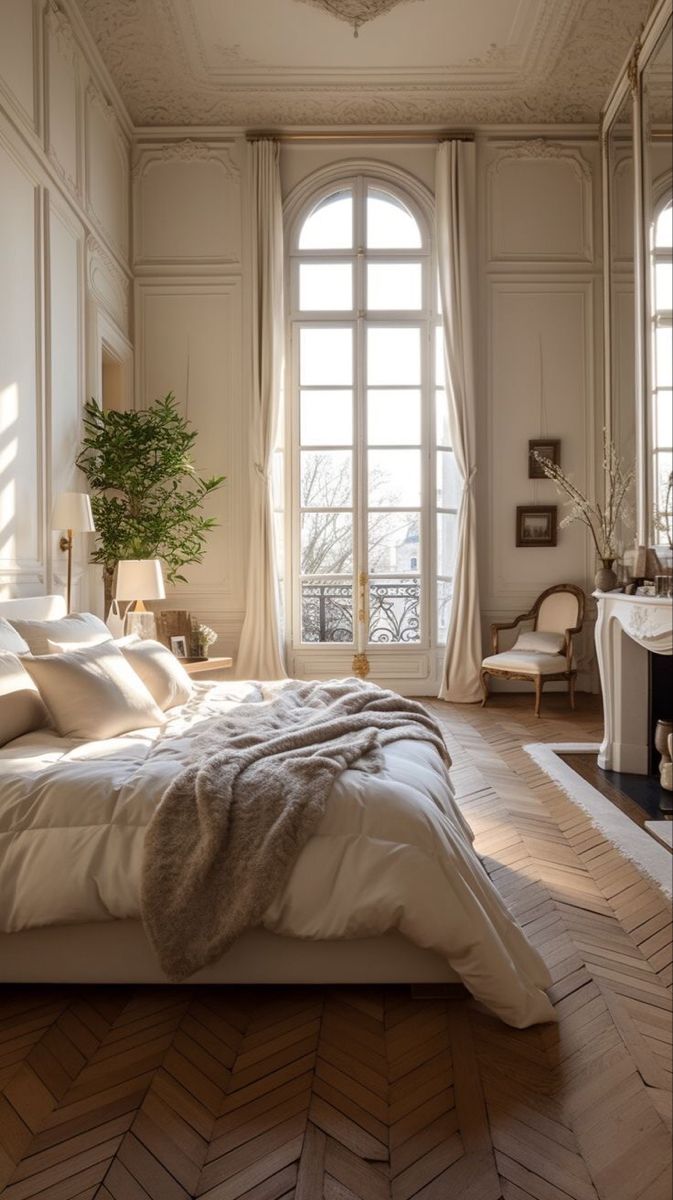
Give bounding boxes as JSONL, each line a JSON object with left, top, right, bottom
{"left": 170, "top": 635, "right": 188, "bottom": 659}
{"left": 516, "top": 505, "right": 558, "bottom": 547}
{"left": 528, "top": 438, "right": 560, "bottom": 479}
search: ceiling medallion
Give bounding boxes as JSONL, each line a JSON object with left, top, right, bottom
{"left": 295, "top": 0, "right": 422, "bottom": 37}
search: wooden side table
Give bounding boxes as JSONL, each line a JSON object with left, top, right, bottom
{"left": 182, "top": 656, "right": 233, "bottom": 676}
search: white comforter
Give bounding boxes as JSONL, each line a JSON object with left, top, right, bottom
{"left": 0, "top": 681, "right": 555, "bottom": 1027}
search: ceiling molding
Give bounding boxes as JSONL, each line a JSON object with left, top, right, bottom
{"left": 73, "top": 0, "right": 653, "bottom": 127}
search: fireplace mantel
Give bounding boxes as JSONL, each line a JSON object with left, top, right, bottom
{"left": 594, "top": 591, "right": 673, "bottom": 773}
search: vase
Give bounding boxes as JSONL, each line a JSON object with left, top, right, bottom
{"left": 595, "top": 558, "right": 618, "bottom": 591}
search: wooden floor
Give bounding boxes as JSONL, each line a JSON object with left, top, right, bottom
{"left": 1, "top": 694, "right": 671, "bottom": 1200}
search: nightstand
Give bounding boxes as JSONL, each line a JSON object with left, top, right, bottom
{"left": 182, "top": 656, "right": 233, "bottom": 675}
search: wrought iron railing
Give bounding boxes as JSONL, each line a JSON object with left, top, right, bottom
{"left": 302, "top": 578, "right": 421, "bottom": 644}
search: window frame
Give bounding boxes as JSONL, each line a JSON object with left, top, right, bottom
{"left": 649, "top": 192, "right": 672, "bottom": 546}
{"left": 285, "top": 167, "right": 454, "bottom": 657}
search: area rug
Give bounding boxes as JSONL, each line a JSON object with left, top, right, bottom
{"left": 525, "top": 741, "right": 672, "bottom": 898}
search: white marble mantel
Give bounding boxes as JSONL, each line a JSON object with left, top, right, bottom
{"left": 594, "top": 591, "right": 673, "bottom": 773}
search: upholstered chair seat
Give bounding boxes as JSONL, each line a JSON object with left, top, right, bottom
{"left": 480, "top": 584, "right": 586, "bottom": 717}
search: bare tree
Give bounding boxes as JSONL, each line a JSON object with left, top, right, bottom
{"left": 300, "top": 453, "right": 413, "bottom": 575}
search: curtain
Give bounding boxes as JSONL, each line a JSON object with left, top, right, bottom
{"left": 435, "top": 140, "right": 482, "bottom": 702}
{"left": 236, "top": 140, "right": 287, "bottom": 680}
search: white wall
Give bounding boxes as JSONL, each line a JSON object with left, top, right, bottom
{"left": 0, "top": 0, "right": 132, "bottom": 609}
{"left": 133, "top": 130, "right": 602, "bottom": 687}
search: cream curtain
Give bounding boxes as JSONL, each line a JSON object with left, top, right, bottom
{"left": 435, "top": 141, "right": 482, "bottom": 702}
{"left": 236, "top": 140, "right": 287, "bottom": 680}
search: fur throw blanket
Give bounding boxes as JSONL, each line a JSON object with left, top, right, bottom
{"left": 141, "top": 678, "right": 450, "bottom": 980}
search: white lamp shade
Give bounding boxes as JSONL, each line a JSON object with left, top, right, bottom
{"left": 115, "top": 559, "right": 166, "bottom": 601}
{"left": 51, "top": 492, "right": 95, "bottom": 533}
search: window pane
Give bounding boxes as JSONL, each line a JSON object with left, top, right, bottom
{"left": 369, "top": 449, "right": 421, "bottom": 507}
{"left": 367, "top": 263, "right": 422, "bottom": 310}
{"left": 437, "top": 450, "right": 461, "bottom": 509}
{"left": 655, "top": 390, "right": 673, "bottom": 448}
{"left": 655, "top": 262, "right": 672, "bottom": 312}
{"left": 368, "top": 390, "right": 420, "bottom": 445}
{"left": 299, "top": 190, "right": 353, "bottom": 250}
{"left": 436, "top": 391, "right": 451, "bottom": 447}
{"left": 435, "top": 329, "right": 447, "bottom": 389}
{"left": 367, "top": 327, "right": 420, "bottom": 386}
{"left": 301, "top": 390, "right": 352, "bottom": 445}
{"left": 369, "top": 577, "right": 420, "bottom": 644}
{"left": 655, "top": 202, "right": 672, "bottom": 249}
{"left": 437, "top": 578, "right": 452, "bottom": 643}
{"left": 656, "top": 326, "right": 672, "bottom": 388}
{"left": 655, "top": 451, "right": 672, "bottom": 510}
{"left": 299, "top": 263, "right": 352, "bottom": 311}
{"left": 368, "top": 512, "right": 420, "bottom": 573}
{"left": 301, "top": 450, "right": 352, "bottom": 507}
{"left": 302, "top": 579, "right": 352, "bottom": 643}
{"left": 301, "top": 513, "right": 352, "bottom": 574}
{"left": 367, "top": 188, "right": 422, "bottom": 249}
{"left": 300, "top": 328, "right": 352, "bottom": 386}
{"left": 437, "top": 512, "right": 457, "bottom": 576}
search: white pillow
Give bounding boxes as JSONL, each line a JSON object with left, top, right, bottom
{"left": 47, "top": 634, "right": 139, "bottom": 654}
{"left": 514, "top": 630, "right": 566, "bottom": 655}
{"left": 120, "top": 639, "right": 193, "bottom": 711}
{"left": 0, "top": 617, "right": 30, "bottom": 656}
{"left": 0, "top": 652, "right": 49, "bottom": 746}
{"left": 9, "top": 612, "right": 111, "bottom": 657}
{"left": 22, "top": 642, "right": 166, "bottom": 739}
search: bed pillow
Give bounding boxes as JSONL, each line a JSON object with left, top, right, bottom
{"left": 0, "top": 652, "right": 50, "bottom": 746}
{"left": 0, "top": 617, "right": 30, "bottom": 656}
{"left": 9, "top": 612, "right": 111, "bottom": 656}
{"left": 22, "top": 642, "right": 166, "bottom": 739}
{"left": 513, "top": 631, "right": 566, "bottom": 655}
{"left": 120, "top": 639, "right": 193, "bottom": 711}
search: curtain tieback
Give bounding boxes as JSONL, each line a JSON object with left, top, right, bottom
{"left": 253, "top": 461, "right": 270, "bottom": 484}
{"left": 466, "top": 466, "right": 477, "bottom": 487}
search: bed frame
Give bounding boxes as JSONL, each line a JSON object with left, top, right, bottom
{"left": 0, "top": 595, "right": 459, "bottom": 986}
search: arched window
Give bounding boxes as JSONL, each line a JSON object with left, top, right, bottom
{"left": 651, "top": 195, "right": 672, "bottom": 544}
{"left": 287, "top": 174, "right": 458, "bottom": 667}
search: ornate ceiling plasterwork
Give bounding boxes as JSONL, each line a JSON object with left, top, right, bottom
{"left": 295, "top": 0, "right": 424, "bottom": 37}
{"left": 73, "top": 0, "right": 653, "bottom": 128}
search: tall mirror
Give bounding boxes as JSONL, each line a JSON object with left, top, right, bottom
{"left": 641, "top": 18, "right": 672, "bottom": 549}
{"left": 604, "top": 84, "right": 637, "bottom": 558}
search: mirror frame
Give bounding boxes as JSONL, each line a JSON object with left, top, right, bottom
{"left": 601, "top": 0, "right": 672, "bottom": 546}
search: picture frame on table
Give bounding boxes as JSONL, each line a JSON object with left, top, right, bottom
{"left": 516, "top": 505, "right": 558, "bottom": 548}
{"left": 170, "top": 635, "right": 188, "bottom": 659}
{"left": 528, "top": 439, "right": 561, "bottom": 479}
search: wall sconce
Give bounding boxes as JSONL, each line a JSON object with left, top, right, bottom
{"left": 51, "top": 492, "right": 95, "bottom": 612}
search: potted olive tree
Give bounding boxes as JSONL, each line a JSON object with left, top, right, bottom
{"left": 76, "top": 394, "right": 225, "bottom": 612}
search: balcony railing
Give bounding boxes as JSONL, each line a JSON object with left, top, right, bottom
{"left": 302, "top": 578, "right": 421, "bottom": 644}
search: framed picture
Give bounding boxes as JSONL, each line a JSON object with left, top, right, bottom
{"left": 170, "top": 635, "right": 188, "bottom": 659}
{"left": 516, "top": 505, "right": 558, "bottom": 547}
{"left": 152, "top": 609, "right": 192, "bottom": 650}
{"left": 528, "top": 438, "right": 561, "bottom": 479}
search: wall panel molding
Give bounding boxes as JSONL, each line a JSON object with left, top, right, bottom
{"left": 487, "top": 139, "right": 594, "bottom": 264}
{"left": 483, "top": 276, "right": 596, "bottom": 612}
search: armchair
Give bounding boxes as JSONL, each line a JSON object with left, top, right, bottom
{"left": 480, "top": 584, "right": 586, "bottom": 717}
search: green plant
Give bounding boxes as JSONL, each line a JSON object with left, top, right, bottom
{"left": 76, "top": 394, "right": 225, "bottom": 605}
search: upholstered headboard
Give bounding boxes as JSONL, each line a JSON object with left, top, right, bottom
{"left": 0, "top": 595, "right": 67, "bottom": 621}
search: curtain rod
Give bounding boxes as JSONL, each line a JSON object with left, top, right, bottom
{"left": 246, "top": 130, "right": 474, "bottom": 144}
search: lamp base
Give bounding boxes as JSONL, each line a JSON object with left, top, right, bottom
{"left": 125, "top": 610, "right": 157, "bottom": 641}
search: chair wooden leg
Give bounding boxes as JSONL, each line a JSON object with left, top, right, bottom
{"left": 480, "top": 669, "right": 489, "bottom": 707}
{"left": 569, "top": 674, "right": 576, "bottom": 711}
{"left": 535, "top": 677, "right": 542, "bottom": 718}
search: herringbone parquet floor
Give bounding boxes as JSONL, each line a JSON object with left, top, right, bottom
{"left": 1, "top": 695, "right": 671, "bottom": 1200}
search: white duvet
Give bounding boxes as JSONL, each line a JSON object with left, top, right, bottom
{"left": 0, "top": 680, "right": 555, "bottom": 1027}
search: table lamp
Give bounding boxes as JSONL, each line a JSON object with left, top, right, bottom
{"left": 51, "top": 492, "right": 96, "bottom": 612}
{"left": 115, "top": 559, "right": 165, "bottom": 639}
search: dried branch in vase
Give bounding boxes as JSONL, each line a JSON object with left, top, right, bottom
{"left": 532, "top": 431, "right": 634, "bottom": 564}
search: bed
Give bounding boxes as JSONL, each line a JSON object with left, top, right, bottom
{"left": 0, "top": 595, "right": 555, "bottom": 1028}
